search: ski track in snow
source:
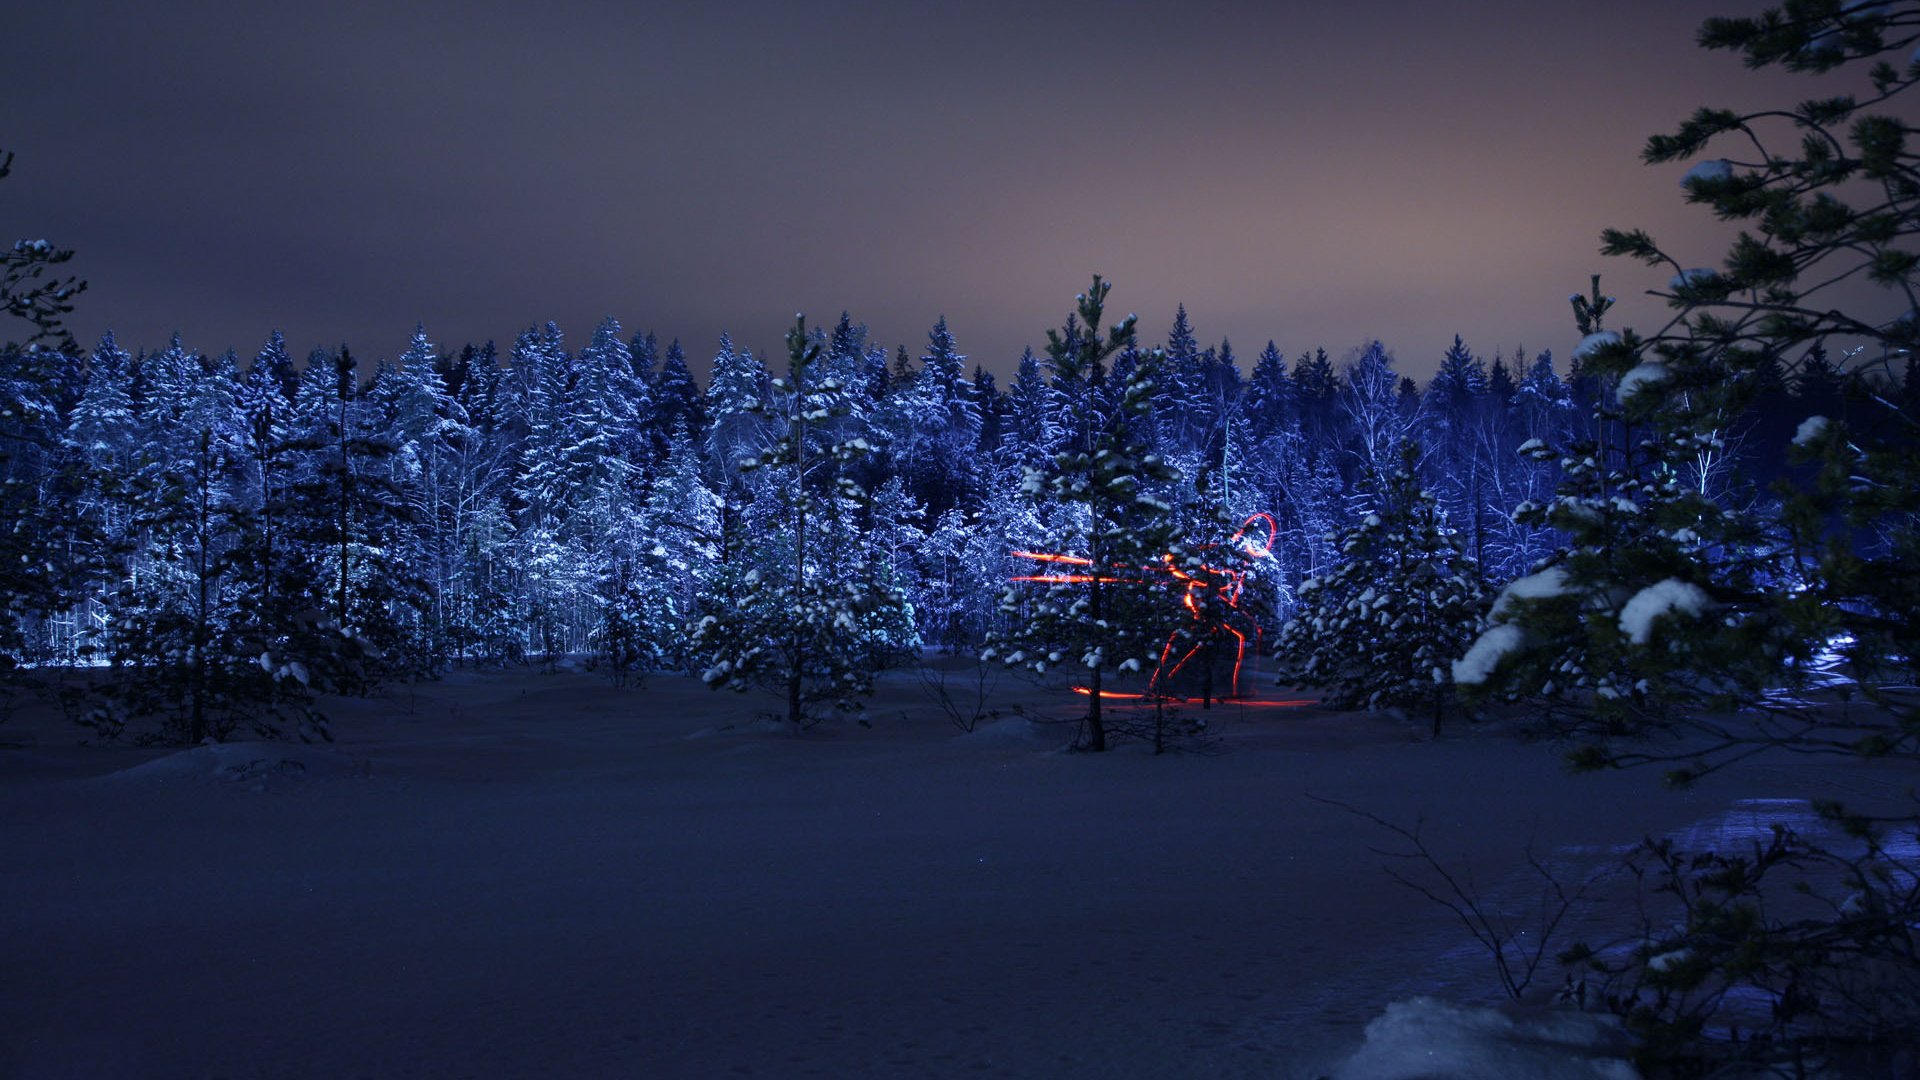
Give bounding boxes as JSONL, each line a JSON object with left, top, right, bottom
{"left": 2, "top": 668, "right": 1912, "bottom": 1079}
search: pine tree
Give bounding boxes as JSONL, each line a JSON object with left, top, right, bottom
{"left": 1455, "top": 277, "right": 1780, "bottom": 725}
{"left": 1151, "top": 488, "right": 1273, "bottom": 711}
{"left": 62, "top": 333, "right": 139, "bottom": 656}
{"left": 983, "top": 277, "right": 1180, "bottom": 751}
{"left": 90, "top": 338, "right": 334, "bottom": 745}
{"left": 1457, "top": 13, "right": 1920, "bottom": 1064}
{"left": 692, "top": 315, "right": 911, "bottom": 726}
{"left": 1, "top": 148, "right": 87, "bottom": 355}
{"left": 230, "top": 332, "right": 307, "bottom": 652}
{"left": 296, "top": 343, "right": 426, "bottom": 684}
{"left": 0, "top": 338, "right": 79, "bottom": 677}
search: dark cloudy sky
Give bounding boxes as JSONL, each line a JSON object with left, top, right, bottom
{"left": 1, "top": 1, "right": 1837, "bottom": 377}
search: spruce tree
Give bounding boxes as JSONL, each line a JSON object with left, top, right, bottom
{"left": 703, "top": 332, "right": 769, "bottom": 486}
{"left": 1005, "top": 347, "right": 1058, "bottom": 471}
{"left": 651, "top": 338, "right": 705, "bottom": 445}
{"left": 1274, "top": 443, "right": 1484, "bottom": 732}
{"left": 508, "top": 323, "right": 579, "bottom": 659}
{"left": 636, "top": 422, "right": 720, "bottom": 671}
{"left": 1245, "top": 341, "right": 1293, "bottom": 441}
{"left": 0, "top": 338, "right": 79, "bottom": 679}
{"left": 62, "top": 333, "right": 139, "bottom": 657}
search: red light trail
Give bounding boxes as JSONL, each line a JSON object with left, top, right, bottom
{"left": 1009, "top": 513, "right": 1280, "bottom": 702}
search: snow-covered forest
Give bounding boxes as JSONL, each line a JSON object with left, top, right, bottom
{"left": 4, "top": 290, "right": 1906, "bottom": 737}
{"left": 6, "top": 2, "right": 1920, "bottom": 1076}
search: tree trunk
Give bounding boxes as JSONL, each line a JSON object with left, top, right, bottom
{"left": 1086, "top": 559, "right": 1107, "bottom": 751}
{"left": 789, "top": 414, "right": 807, "bottom": 728}
{"left": 191, "top": 431, "right": 213, "bottom": 745}
{"left": 337, "top": 401, "right": 351, "bottom": 629}
{"left": 1087, "top": 664, "right": 1106, "bottom": 751}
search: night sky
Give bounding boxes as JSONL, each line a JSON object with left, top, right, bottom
{"left": 3, "top": 1, "right": 1836, "bottom": 377}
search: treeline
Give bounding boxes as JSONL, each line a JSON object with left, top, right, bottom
{"left": 3, "top": 297, "right": 1905, "bottom": 739}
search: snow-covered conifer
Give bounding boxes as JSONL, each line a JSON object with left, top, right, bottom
{"left": 1273, "top": 443, "right": 1485, "bottom": 732}
{"left": 983, "top": 277, "right": 1181, "bottom": 751}
{"left": 691, "top": 315, "right": 914, "bottom": 726}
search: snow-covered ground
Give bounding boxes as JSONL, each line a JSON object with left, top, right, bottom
{"left": 2, "top": 663, "right": 1910, "bottom": 1078}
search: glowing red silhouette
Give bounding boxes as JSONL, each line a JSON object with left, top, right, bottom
{"left": 1008, "top": 512, "right": 1280, "bottom": 702}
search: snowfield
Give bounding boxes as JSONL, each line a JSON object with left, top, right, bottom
{"left": 1, "top": 663, "right": 1910, "bottom": 1078}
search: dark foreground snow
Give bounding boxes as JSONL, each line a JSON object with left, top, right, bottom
{"left": 2, "top": 665, "right": 1906, "bottom": 1078}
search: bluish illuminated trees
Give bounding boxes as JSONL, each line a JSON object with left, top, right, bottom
{"left": 3, "top": 213, "right": 1901, "bottom": 759}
